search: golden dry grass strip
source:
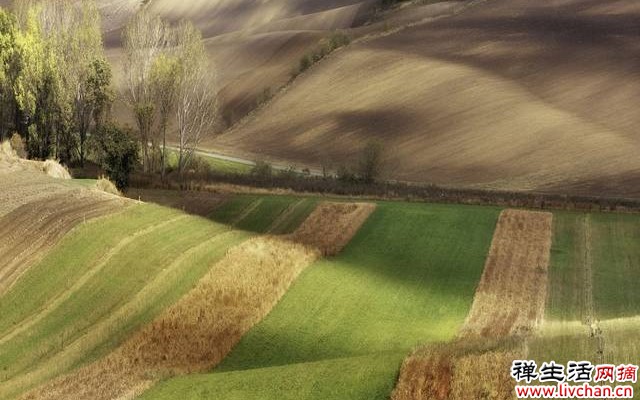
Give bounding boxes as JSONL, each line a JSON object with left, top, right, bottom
{"left": 449, "top": 351, "right": 518, "bottom": 400}
{"left": 21, "top": 201, "right": 374, "bottom": 400}
{"left": 392, "top": 340, "right": 522, "bottom": 400}
{"left": 0, "top": 231, "right": 243, "bottom": 399}
{"left": 290, "top": 201, "right": 376, "bottom": 256}
{"left": 392, "top": 346, "right": 455, "bottom": 400}
{"left": 392, "top": 209, "right": 552, "bottom": 400}
{"left": 459, "top": 209, "right": 553, "bottom": 338}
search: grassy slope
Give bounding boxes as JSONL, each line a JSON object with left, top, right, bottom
{"left": 142, "top": 201, "right": 500, "bottom": 399}
{"left": 0, "top": 204, "right": 249, "bottom": 398}
{"left": 210, "top": 195, "right": 318, "bottom": 234}
{"left": 531, "top": 212, "right": 640, "bottom": 381}
{"left": 166, "top": 150, "right": 252, "bottom": 175}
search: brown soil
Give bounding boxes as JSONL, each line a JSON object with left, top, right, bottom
{"left": 126, "top": 188, "right": 227, "bottom": 217}
{"left": 213, "top": 0, "right": 640, "bottom": 198}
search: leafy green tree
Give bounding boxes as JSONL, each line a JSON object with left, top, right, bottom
{"left": 94, "top": 124, "right": 139, "bottom": 190}
{"left": 12, "top": 6, "right": 47, "bottom": 156}
{"left": 0, "top": 8, "right": 18, "bottom": 140}
{"left": 86, "top": 57, "right": 114, "bottom": 131}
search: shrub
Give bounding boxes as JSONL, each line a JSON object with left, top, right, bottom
{"left": 278, "top": 165, "right": 298, "bottom": 179}
{"left": 337, "top": 165, "right": 357, "bottom": 183}
{"left": 96, "top": 176, "right": 122, "bottom": 196}
{"left": 293, "top": 31, "right": 351, "bottom": 77}
{"left": 256, "top": 87, "right": 273, "bottom": 107}
{"left": 9, "top": 132, "right": 25, "bottom": 158}
{"left": 251, "top": 160, "right": 273, "bottom": 179}
{"left": 186, "top": 154, "right": 213, "bottom": 178}
{"left": 94, "top": 124, "right": 139, "bottom": 190}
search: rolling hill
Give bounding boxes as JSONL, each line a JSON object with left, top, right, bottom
{"left": 209, "top": 0, "right": 640, "bottom": 198}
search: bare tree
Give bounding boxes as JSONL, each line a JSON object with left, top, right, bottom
{"left": 150, "top": 52, "right": 179, "bottom": 182}
{"left": 174, "top": 21, "right": 217, "bottom": 180}
{"left": 122, "top": 7, "right": 167, "bottom": 172}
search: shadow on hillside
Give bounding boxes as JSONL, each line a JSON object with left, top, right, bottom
{"left": 366, "top": 0, "right": 640, "bottom": 141}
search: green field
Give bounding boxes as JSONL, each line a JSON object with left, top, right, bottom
{"left": 0, "top": 204, "right": 249, "bottom": 398}
{"left": 7, "top": 188, "right": 640, "bottom": 399}
{"left": 210, "top": 195, "right": 318, "bottom": 234}
{"left": 167, "top": 149, "right": 252, "bottom": 175}
{"left": 142, "top": 202, "right": 501, "bottom": 399}
{"left": 530, "top": 211, "right": 640, "bottom": 387}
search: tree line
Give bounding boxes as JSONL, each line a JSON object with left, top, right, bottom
{"left": 0, "top": 0, "right": 217, "bottom": 188}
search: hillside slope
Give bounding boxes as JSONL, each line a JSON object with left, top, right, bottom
{"left": 211, "top": 0, "right": 640, "bottom": 198}
{"left": 96, "top": 0, "right": 377, "bottom": 126}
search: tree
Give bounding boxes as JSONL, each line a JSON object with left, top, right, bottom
{"left": 358, "top": 140, "right": 384, "bottom": 184}
{"left": 41, "top": 0, "right": 108, "bottom": 165}
{"left": 122, "top": 8, "right": 168, "bottom": 172}
{"left": 150, "top": 53, "right": 179, "bottom": 181}
{"left": 0, "top": 8, "right": 18, "bottom": 140}
{"left": 94, "top": 124, "right": 138, "bottom": 190}
{"left": 174, "top": 20, "right": 217, "bottom": 180}
{"left": 5, "top": 0, "right": 110, "bottom": 164}
{"left": 86, "top": 58, "right": 114, "bottom": 131}
{"left": 12, "top": 5, "right": 47, "bottom": 156}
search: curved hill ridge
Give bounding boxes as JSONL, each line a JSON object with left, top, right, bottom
{"left": 210, "top": 0, "right": 640, "bottom": 198}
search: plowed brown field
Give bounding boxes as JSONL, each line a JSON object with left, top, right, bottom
{"left": 212, "top": 0, "right": 640, "bottom": 197}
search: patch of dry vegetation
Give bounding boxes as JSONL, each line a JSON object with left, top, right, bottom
{"left": 460, "top": 209, "right": 553, "bottom": 338}
{"left": 392, "top": 340, "right": 522, "bottom": 400}
{"left": 22, "top": 201, "right": 374, "bottom": 400}
{"left": 95, "top": 176, "right": 122, "bottom": 196}
{"left": 392, "top": 209, "right": 553, "bottom": 400}
{"left": 291, "top": 202, "right": 376, "bottom": 256}
{"left": 1, "top": 140, "right": 71, "bottom": 179}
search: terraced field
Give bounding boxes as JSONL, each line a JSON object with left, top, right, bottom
{"left": 210, "top": 195, "right": 319, "bottom": 234}
{"left": 3, "top": 162, "right": 640, "bottom": 400}
{"left": 141, "top": 202, "right": 501, "bottom": 399}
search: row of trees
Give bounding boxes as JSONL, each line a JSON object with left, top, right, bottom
{"left": 0, "top": 1, "right": 217, "bottom": 184}
{"left": 122, "top": 9, "right": 217, "bottom": 180}
{"left": 0, "top": 0, "right": 112, "bottom": 165}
